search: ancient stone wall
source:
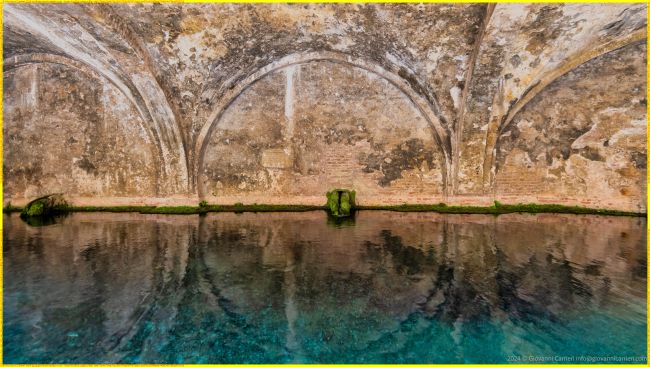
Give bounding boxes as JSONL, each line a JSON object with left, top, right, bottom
{"left": 3, "top": 62, "right": 159, "bottom": 199}
{"left": 495, "top": 41, "right": 647, "bottom": 212}
{"left": 2, "top": 3, "right": 647, "bottom": 211}
{"left": 200, "top": 60, "right": 445, "bottom": 205}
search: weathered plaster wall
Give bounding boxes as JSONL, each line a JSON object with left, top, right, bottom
{"left": 495, "top": 41, "right": 647, "bottom": 212}
{"left": 3, "top": 63, "right": 159, "bottom": 199}
{"left": 200, "top": 61, "right": 444, "bottom": 205}
{"left": 2, "top": 3, "right": 647, "bottom": 211}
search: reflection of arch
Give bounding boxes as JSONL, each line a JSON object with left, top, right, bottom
{"left": 481, "top": 29, "right": 647, "bottom": 191}
{"left": 195, "top": 51, "right": 452, "bottom": 196}
{"left": 4, "top": 53, "right": 165, "bottom": 186}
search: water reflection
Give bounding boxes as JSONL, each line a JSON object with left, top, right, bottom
{"left": 3, "top": 211, "right": 647, "bottom": 363}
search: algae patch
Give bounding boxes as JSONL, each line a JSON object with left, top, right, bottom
{"left": 326, "top": 189, "right": 356, "bottom": 217}
{"left": 20, "top": 194, "right": 69, "bottom": 218}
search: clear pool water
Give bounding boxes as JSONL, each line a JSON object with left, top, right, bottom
{"left": 3, "top": 211, "right": 647, "bottom": 363}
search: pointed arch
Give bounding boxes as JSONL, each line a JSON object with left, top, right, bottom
{"left": 4, "top": 52, "right": 165, "bottom": 189}
{"left": 194, "top": 51, "right": 452, "bottom": 196}
{"left": 481, "top": 29, "right": 647, "bottom": 190}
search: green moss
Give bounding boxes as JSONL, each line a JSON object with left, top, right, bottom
{"left": 63, "top": 204, "right": 322, "bottom": 215}
{"left": 339, "top": 191, "right": 352, "bottom": 216}
{"left": 326, "top": 191, "right": 340, "bottom": 216}
{"left": 3, "top": 202, "right": 22, "bottom": 213}
{"left": 217, "top": 204, "right": 321, "bottom": 212}
{"left": 70, "top": 206, "right": 157, "bottom": 213}
{"left": 20, "top": 194, "right": 69, "bottom": 217}
{"left": 356, "top": 202, "right": 644, "bottom": 217}
{"left": 326, "top": 189, "right": 356, "bottom": 217}
{"left": 143, "top": 206, "right": 201, "bottom": 214}
{"left": 25, "top": 201, "right": 45, "bottom": 216}
{"left": 13, "top": 202, "right": 641, "bottom": 217}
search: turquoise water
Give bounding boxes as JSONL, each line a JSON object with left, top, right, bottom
{"left": 3, "top": 211, "right": 647, "bottom": 363}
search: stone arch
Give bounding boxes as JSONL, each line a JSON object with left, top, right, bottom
{"left": 481, "top": 29, "right": 647, "bottom": 190}
{"left": 3, "top": 4, "right": 189, "bottom": 192}
{"left": 490, "top": 40, "right": 646, "bottom": 212}
{"left": 4, "top": 53, "right": 165, "bottom": 190}
{"left": 5, "top": 51, "right": 193, "bottom": 195}
{"left": 194, "top": 51, "right": 452, "bottom": 197}
{"left": 197, "top": 58, "right": 448, "bottom": 203}
{"left": 5, "top": 53, "right": 184, "bottom": 195}
{"left": 498, "top": 28, "right": 647, "bottom": 137}
{"left": 80, "top": 4, "right": 191, "bottom": 191}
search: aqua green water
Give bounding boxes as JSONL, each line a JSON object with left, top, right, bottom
{"left": 3, "top": 211, "right": 647, "bottom": 363}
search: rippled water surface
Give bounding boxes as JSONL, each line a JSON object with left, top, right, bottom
{"left": 3, "top": 211, "right": 647, "bottom": 363}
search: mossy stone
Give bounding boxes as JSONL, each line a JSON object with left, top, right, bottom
{"left": 20, "top": 194, "right": 69, "bottom": 218}
{"left": 326, "top": 191, "right": 340, "bottom": 216}
{"left": 340, "top": 191, "right": 352, "bottom": 216}
{"left": 326, "top": 189, "right": 356, "bottom": 217}
{"left": 25, "top": 201, "right": 44, "bottom": 216}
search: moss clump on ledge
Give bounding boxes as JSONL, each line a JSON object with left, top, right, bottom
{"left": 326, "top": 189, "right": 356, "bottom": 217}
{"left": 19, "top": 194, "right": 69, "bottom": 218}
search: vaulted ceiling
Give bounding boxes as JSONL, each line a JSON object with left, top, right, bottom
{"left": 3, "top": 3, "right": 647, "bottom": 198}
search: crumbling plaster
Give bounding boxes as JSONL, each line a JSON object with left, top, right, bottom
{"left": 2, "top": 3, "right": 647, "bottom": 211}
